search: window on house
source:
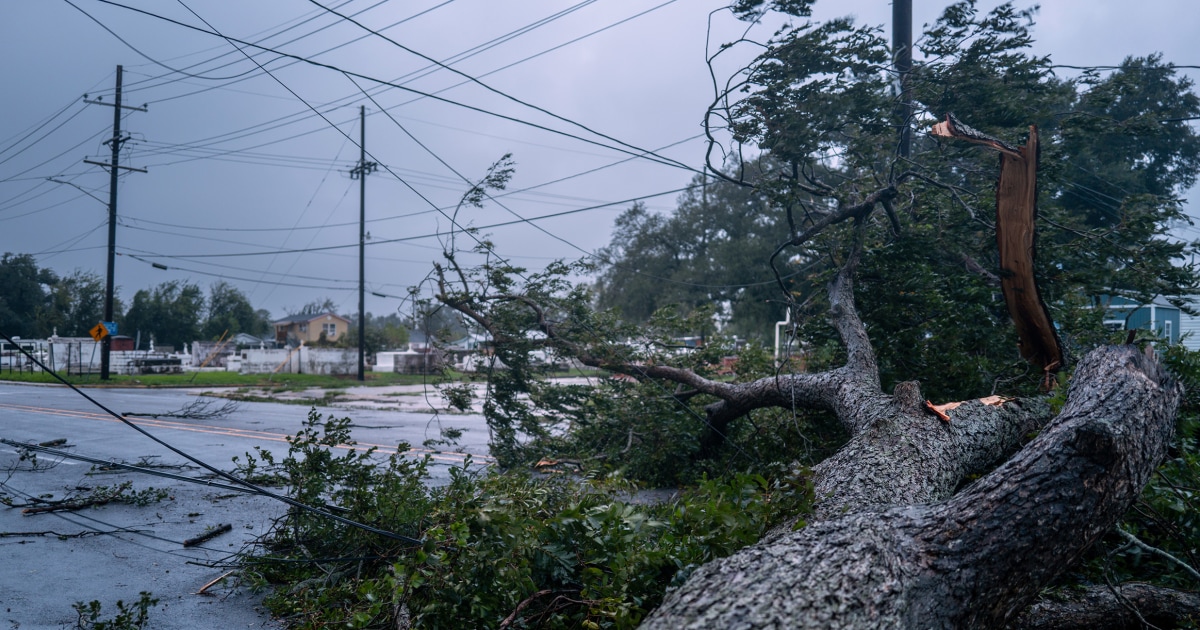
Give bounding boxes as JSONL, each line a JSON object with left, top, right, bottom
{"left": 299, "top": 323, "right": 308, "bottom": 333}
{"left": 1165, "top": 320, "right": 1173, "bottom": 343}
{"left": 323, "top": 323, "right": 337, "bottom": 337}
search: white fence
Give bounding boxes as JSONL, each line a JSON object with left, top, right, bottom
{"left": 6, "top": 338, "right": 373, "bottom": 376}
{"left": 231, "top": 346, "right": 359, "bottom": 375}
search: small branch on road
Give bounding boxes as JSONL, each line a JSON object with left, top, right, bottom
{"left": 22, "top": 497, "right": 113, "bottom": 515}
{"left": 0, "top": 529, "right": 133, "bottom": 539}
{"left": 196, "top": 569, "right": 236, "bottom": 595}
{"left": 183, "top": 523, "right": 233, "bottom": 547}
{"left": 124, "top": 398, "right": 241, "bottom": 420}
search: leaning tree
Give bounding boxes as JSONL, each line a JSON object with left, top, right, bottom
{"left": 433, "top": 0, "right": 1200, "bottom": 626}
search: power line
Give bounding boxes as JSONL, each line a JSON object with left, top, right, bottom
{"left": 0, "top": 332, "right": 425, "bottom": 546}
{"left": 34, "top": 219, "right": 107, "bottom": 256}
{"left": 122, "top": 252, "right": 354, "bottom": 290}
{"left": 166, "top": 0, "right": 555, "bottom": 305}
{"left": 0, "top": 100, "right": 85, "bottom": 165}
{"left": 119, "top": 0, "right": 372, "bottom": 86}
{"left": 1052, "top": 64, "right": 1200, "bottom": 71}
{"left": 0, "top": 125, "right": 112, "bottom": 184}
{"left": 305, "top": 0, "right": 697, "bottom": 174}
{"left": 64, "top": 0, "right": 253, "bottom": 83}
{"left": 351, "top": 75, "right": 607, "bottom": 265}
{"left": 112, "top": 0, "right": 685, "bottom": 197}
{"left": 68, "top": 1, "right": 759, "bottom": 463}
{"left": 127, "top": 185, "right": 697, "bottom": 259}
{"left": 130, "top": 0, "right": 613, "bottom": 149}
{"left": 119, "top": 244, "right": 423, "bottom": 286}
{"left": 0, "top": 478, "right": 238, "bottom": 561}
{"left": 87, "top": 0, "right": 703, "bottom": 173}
{"left": 248, "top": 138, "right": 354, "bottom": 304}
{"left": 122, "top": 0, "right": 454, "bottom": 99}
{"left": 118, "top": 132, "right": 701, "bottom": 239}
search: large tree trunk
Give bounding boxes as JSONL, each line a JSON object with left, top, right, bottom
{"left": 641, "top": 344, "right": 1180, "bottom": 629}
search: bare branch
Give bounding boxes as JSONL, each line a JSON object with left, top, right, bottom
{"left": 881, "top": 196, "right": 902, "bottom": 235}
{"left": 1012, "top": 583, "right": 1200, "bottom": 630}
{"left": 786, "top": 185, "right": 897, "bottom": 247}
{"left": 1117, "top": 527, "right": 1200, "bottom": 584}
{"left": 830, "top": 220, "right": 877, "bottom": 379}
{"left": 899, "top": 169, "right": 989, "bottom": 227}
{"left": 960, "top": 252, "right": 1001, "bottom": 286}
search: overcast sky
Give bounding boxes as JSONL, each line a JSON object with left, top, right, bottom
{"left": 2, "top": 0, "right": 1199, "bottom": 323}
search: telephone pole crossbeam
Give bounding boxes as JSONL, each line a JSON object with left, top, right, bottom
{"left": 83, "top": 159, "right": 147, "bottom": 173}
{"left": 82, "top": 98, "right": 147, "bottom": 113}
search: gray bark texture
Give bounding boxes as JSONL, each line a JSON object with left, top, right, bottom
{"left": 1010, "top": 583, "right": 1200, "bottom": 629}
{"left": 641, "top": 345, "right": 1181, "bottom": 629}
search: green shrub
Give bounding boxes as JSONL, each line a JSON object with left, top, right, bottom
{"left": 73, "top": 592, "right": 158, "bottom": 630}
{"left": 244, "top": 409, "right": 811, "bottom": 628}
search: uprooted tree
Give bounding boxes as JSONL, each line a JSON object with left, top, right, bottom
{"left": 430, "top": 0, "right": 1200, "bottom": 626}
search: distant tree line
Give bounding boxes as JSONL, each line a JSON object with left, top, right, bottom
{"left": 0, "top": 253, "right": 438, "bottom": 353}
{"left": 0, "top": 254, "right": 272, "bottom": 349}
{"left": 0, "top": 253, "right": 111, "bottom": 341}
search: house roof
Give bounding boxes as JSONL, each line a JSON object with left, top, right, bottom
{"left": 272, "top": 312, "right": 349, "bottom": 325}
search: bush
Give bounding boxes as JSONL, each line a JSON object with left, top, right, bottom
{"left": 242, "top": 410, "right": 811, "bottom": 628}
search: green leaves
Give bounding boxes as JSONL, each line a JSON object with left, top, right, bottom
{"left": 731, "top": 17, "right": 891, "bottom": 169}
{"left": 123, "top": 280, "right": 205, "bottom": 350}
{"left": 253, "top": 427, "right": 808, "bottom": 629}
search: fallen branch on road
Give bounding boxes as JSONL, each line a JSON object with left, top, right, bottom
{"left": 183, "top": 523, "right": 232, "bottom": 547}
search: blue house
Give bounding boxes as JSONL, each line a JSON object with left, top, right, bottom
{"left": 1099, "top": 296, "right": 1181, "bottom": 345}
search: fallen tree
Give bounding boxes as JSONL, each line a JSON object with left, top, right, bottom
{"left": 438, "top": 222, "right": 1189, "bottom": 627}
{"left": 640, "top": 284, "right": 1181, "bottom": 628}
{"left": 412, "top": 2, "right": 1200, "bottom": 626}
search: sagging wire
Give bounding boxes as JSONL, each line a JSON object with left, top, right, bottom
{"left": 0, "top": 330, "right": 423, "bottom": 546}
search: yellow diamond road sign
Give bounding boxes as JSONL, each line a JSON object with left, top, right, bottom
{"left": 88, "top": 322, "right": 109, "bottom": 342}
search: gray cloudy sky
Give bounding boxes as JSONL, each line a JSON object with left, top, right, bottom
{"left": 2, "top": 0, "right": 1199, "bottom": 322}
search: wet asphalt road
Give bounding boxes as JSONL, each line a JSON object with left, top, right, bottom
{"left": 0, "top": 383, "right": 490, "bottom": 629}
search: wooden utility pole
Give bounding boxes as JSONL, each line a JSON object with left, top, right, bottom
{"left": 84, "top": 65, "right": 146, "bottom": 380}
{"left": 893, "top": 0, "right": 913, "bottom": 158}
{"left": 350, "top": 106, "right": 377, "bottom": 381}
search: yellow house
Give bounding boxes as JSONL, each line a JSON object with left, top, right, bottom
{"left": 273, "top": 312, "right": 350, "bottom": 345}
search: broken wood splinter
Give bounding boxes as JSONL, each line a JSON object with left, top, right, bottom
{"left": 925, "top": 396, "right": 1014, "bottom": 422}
{"left": 930, "top": 113, "right": 1065, "bottom": 388}
{"left": 196, "top": 569, "right": 236, "bottom": 595}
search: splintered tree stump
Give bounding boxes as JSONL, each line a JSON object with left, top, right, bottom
{"left": 931, "top": 114, "right": 1064, "bottom": 378}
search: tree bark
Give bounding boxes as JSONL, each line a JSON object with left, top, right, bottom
{"left": 642, "top": 345, "right": 1180, "bottom": 629}
{"left": 1012, "top": 580, "right": 1200, "bottom": 628}
{"left": 1010, "top": 583, "right": 1200, "bottom": 629}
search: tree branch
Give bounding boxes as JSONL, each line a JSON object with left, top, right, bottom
{"left": 1117, "top": 526, "right": 1200, "bottom": 583}
{"left": 1010, "top": 583, "right": 1200, "bottom": 630}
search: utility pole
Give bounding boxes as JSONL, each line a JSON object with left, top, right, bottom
{"left": 84, "top": 65, "right": 146, "bottom": 380}
{"left": 893, "top": 0, "right": 913, "bottom": 158}
{"left": 349, "top": 105, "right": 377, "bottom": 382}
